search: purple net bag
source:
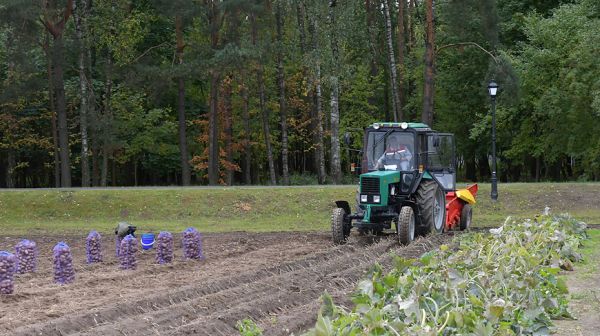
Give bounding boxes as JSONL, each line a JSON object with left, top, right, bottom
{"left": 119, "top": 234, "right": 137, "bottom": 270}
{"left": 156, "top": 231, "right": 174, "bottom": 264}
{"left": 182, "top": 227, "right": 205, "bottom": 261}
{"left": 15, "top": 239, "right": 37, "bottom": 274}
{"left": 0, "top": 251, "right": 17, "bottom": 294}
{"left": 86, "top": 231, "right": 103, "bottom": 263}
{"left": 53, "top": 242, "right": 75, "bottom": 285}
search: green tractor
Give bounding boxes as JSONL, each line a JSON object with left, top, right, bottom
{"left": 333, "top": 122, "right": 477, "bottom": 244}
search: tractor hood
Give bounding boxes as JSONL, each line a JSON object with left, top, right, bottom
{"left": 361, "top": 169, "right": 401, "bottom": 183}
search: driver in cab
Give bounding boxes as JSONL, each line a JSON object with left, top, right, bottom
{"left": 374, "top": 135, "right": 412, "bottom": 171}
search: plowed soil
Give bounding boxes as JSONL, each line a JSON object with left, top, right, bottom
{"left": 0, "top": 231, "right": 450, "bottom": 336}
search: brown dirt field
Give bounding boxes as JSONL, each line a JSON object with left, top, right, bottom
{"left": 0, "top": 231, "right": 450, "bottom": 335}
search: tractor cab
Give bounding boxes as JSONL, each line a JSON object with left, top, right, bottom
{"left": 361, "top": 122, "right": 456, "bottom": 191}
{"left": 333, "top": 122, "right": 476, "bottom": 245}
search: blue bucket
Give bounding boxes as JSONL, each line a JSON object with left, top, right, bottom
{"left": 140, "top": 233, "right": 155, "bottom": 250}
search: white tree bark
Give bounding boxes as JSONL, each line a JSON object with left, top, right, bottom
{"left": 74, "top": 0, "right": 90, "bottom": 187}
{"left": 329, "top": 1, "right": 341, "bottom": 183}
{"left": 382, "top": 0, "right": 401, "bottom": 121}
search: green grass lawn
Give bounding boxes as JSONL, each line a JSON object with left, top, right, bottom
{"left": 553, "top": 229, "right": 600, "bottom": 335}
{"left": 0, "top": 183, "right": 598, "bottom": 235}
{"left": 572, "top": 229, "right": 600, "bottom": 280}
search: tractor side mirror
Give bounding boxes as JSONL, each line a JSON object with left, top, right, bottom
{"left": 343, "top": 132, "right": 352, "bottom": 146}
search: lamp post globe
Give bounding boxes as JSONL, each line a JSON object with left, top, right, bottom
{"left": 488, "top": 80, "right": 499, "bottom": 201}
{"left": 488, "top": 80, "right": 498, "bottom": 97}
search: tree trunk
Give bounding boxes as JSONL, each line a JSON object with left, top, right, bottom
{"left": 101, "top": 54, "right": 113, "bottom": 187}
{"left": 365, "top": 0, "right": 378, "bottom": 114}
{"left": 251, "top": 13, "right": 277, "bottom": 185}
{"left": 477, "top": 154, "right": 489, "bottom": 180}
{"left": 43, "top": 0, "right": 73, "bottom": 188}
{"left": 240, "top": 74, "right": 252, "bottom": 184}
{"left": 223, "top": 75, "right": 234, "bottom": 186}
{"left": 328, "top": 1, "right": 341, "bottom": 184}
{"left": 258, "top": 66, "right": 277, "bottom": 185}
{"left": 422, "top": 0, "right": 435, "bottom": 126}
{"left": 208, "top": 70, "right": 220, "bottom": 185}
{"left": 52, "top": 36, "right": 72, "bottom": 187}
{"left": 207, "top": 1, "right": 221, "bottom": 185}
{"left": 382, "top": 0, "right": 401, "bottom": 122}
{"left": 74, "top": 0, "right": 90, "bottom": 187}
{"left": 408, "top": 0, "right": 416, "bottom": 52}
{"left": 134, "top": 159, "right": 138, "bottom": 186}
{"left": 91, "top": 140, "right": 99, "bottom": 186}
{"left": 101, "top": 147, "right": 108, "bottom": 187}
{"left": 315, "top": 64, "right": 326, "bottom": 184}
{"left": 276, "top": 0, "right": 290, "bottom": 185}
{"left": 111, "top": 157, "right": 117, "bottom": 186}
{"left": 308, "top": 11, "right": 326, "bottom": 184}
{"left": 85, "top": 2, "right": 97, "bottom": 186}
{"left": 365, "top": 0, "right": 377, "bottom": 73}
{"left": 6, "top": 149, "right": 16, "bottom": 188}
{"left": 535, "top": 156, "right": 541, "bottom": 182}
{"left": 466, "top": 157, "right": 477, "bottom": 181}
{"left": 384, "top": 67, "right": 390, "bottom": 121}
{"left": 296, "top": 1, "right": 307, "bottom": 54}
{"left": 86, "top": 26, "right": 97, "bottom": 186}
{"left": 45, "top": 36, "right": 61, "bottom": 188}
{"left": 175, "top": 15, "right": 191, "bottom": 186}
{"left": 297, "top": 1, "right": 318, "bottom": 177}
{"left": 397, "top": 0, "right": 406, "bottom": 119}
{"left": 51, "top": 108, "right": 61, "bottom": 188}
{"left": 407, "top": 0, "right": 417, "bottom": 119}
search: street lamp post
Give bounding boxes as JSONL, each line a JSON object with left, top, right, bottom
{"left": 488, "top": 80, "right": 499, "bottom": 201}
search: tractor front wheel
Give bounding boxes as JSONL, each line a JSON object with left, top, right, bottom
{"left": 397, "top": 206, "right": 415, "bottom": 245}
{"left": 416, "top": 180, "right": 446, "bottom": 235}
{"left": 460, "top": 204, "right": 472, "bottom": 231}
{"left": 332, "top": 208, "right": 350, "bottom": 244}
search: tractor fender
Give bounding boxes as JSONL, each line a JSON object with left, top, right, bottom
{"left": 335, "top": 201, "right": 352, "bottom": 215}
{"left": 408, "top": 173, "right": 424, "bottom": 195}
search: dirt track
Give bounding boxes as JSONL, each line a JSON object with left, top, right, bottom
{"left": 0, "top": 231, "right": 450, "bottom": 335}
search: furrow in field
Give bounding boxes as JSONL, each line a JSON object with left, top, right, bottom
{"left": 169, "top": 235, "right": 447, "bottom": 335}
{"left": 8, "top": 237, "right": 352, "bottom": 335}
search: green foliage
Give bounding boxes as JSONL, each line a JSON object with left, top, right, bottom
{"left": 289, "top": 173, "right": 320, "bottom": 186}
{"left": 236, "top": 318, "right": 263, "bottom": 336}
{"left": 510, "top": 0, "right": 600, "bottom": 178}
{"left": 0, "top": 0, "right": 598, "bottom": 186}
{"left": 111, "top": 89, "right": 179, "bottom": 165}
{"left": 92, "top": 0, "right": 154, "bottom": 65}
{"left": 307, "top": 213, "right": 588, "bottom": 335}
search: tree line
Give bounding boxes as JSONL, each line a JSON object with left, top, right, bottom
{"left": 0, "top": 0, "right": 598, "bottom": 188}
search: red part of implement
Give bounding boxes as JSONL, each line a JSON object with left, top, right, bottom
{"left": 445, "top": 184, "right": 478, "bottom": 230}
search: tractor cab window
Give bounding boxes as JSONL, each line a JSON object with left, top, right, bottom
{"left": 427, "top": 134, "right": 454, "bottom": 170}
{"left": 428, "top": 133, "right": 456, "bottom": 191}
{"left": 366, "top": 131, "right": 415, "bottom": 171}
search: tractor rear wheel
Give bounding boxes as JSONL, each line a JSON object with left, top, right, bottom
{"left": 397, "top": 206, "right": 415, "bottom": 245}
{"left": 416, "top": 180, "right": 446, "bottom": 235}
{"left": 460, "top": 204, "right": 472, "bottom": 231}
{"left": 332, "top": 208, "right": 350, "bottom": 244}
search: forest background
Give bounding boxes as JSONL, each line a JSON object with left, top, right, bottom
{"left": 0, "top": 0, "right": 598, "bottom": 188}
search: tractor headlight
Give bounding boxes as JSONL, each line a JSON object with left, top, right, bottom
{"left": 360, "top": 194, "right": 368, "bottom": 203}
{"left": 390, "top": 186, "right": 396, "bottom": 195}
{"left": 373, "top": 195, "right": 381, "bottom": 203}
